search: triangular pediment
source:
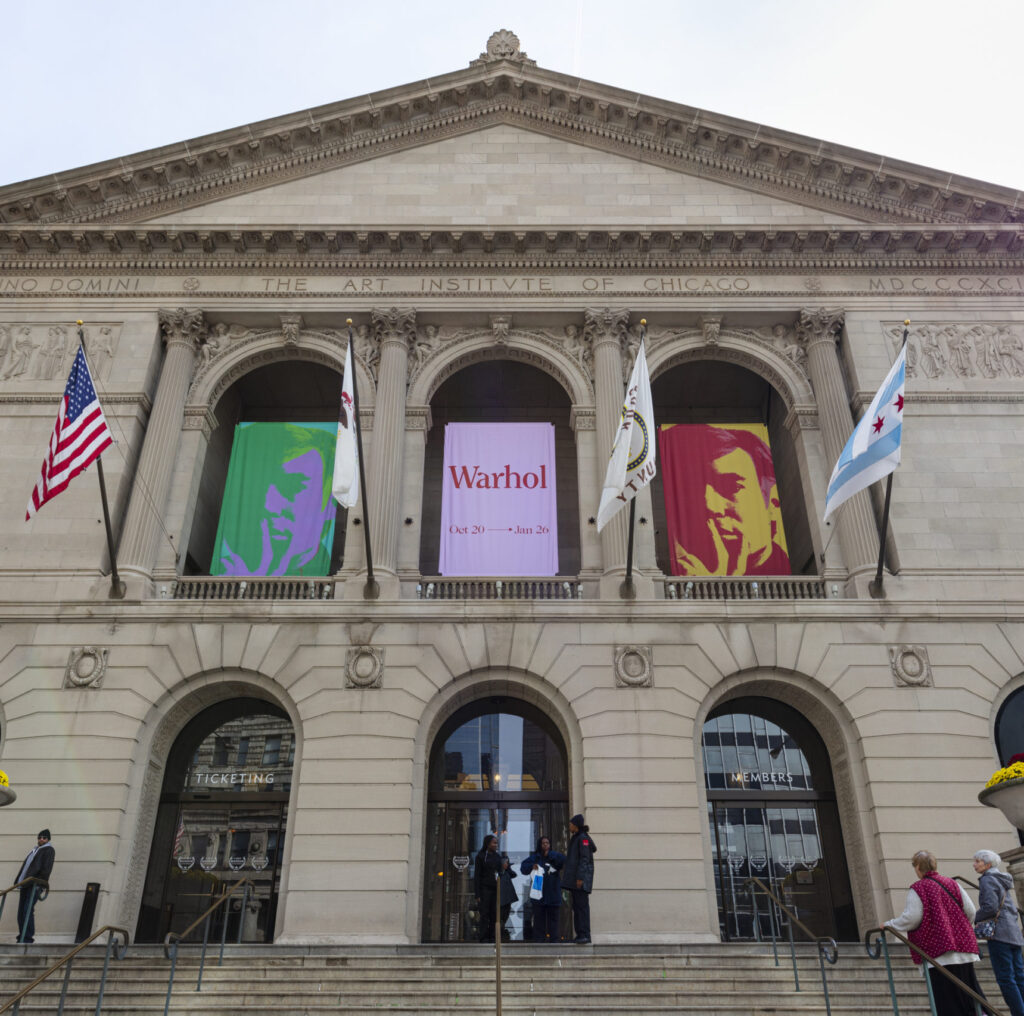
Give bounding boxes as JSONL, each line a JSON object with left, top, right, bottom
{"left": 0, "top": 31, "right": 1020, "bottom": 230}
{"left": 143, "top": 124, "right": 867, "bottom": 228}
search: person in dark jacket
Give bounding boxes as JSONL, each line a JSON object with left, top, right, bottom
{"left": 520, "top": 836, "right": 566, "bottom": 942}
{"left": 14, "top": 829, "right": 54, "bottom": 944}
{"left": 498, "top": 855, "right": 518, "bottom": 940}
{"left": 974, "top": 849, "right": 1024, "bottom": 1016}
{"left": 472, "top": 834, "right": 502, "bottom": 942}
{"left": 561, "top": 814, "right": 596, "bottom": 944}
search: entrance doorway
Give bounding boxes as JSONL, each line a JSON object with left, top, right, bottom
{"left": 702, "top": 698, "right": 857, "bottom": 942}
{"left": 136, "top": 699, "right": 294, "bottom": 943}
{"left": 422, "top": 701, "right": 570, "bottom": 943}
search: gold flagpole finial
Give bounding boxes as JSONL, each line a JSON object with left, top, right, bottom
{"left": 904, "top": 319, "right": 911, "bottom": 327}
{"left": 346, "top": 318, "right": 353, "bottom": 326}
{"left": 76, "top": 319, "right": 84, "bottom": 326}
{"left": 640, "top": 318, "right": 647, "bottom": 327}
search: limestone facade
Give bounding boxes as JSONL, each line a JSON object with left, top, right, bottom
{"left": 1, "top": 31, "right": 1023, "bottom": 945}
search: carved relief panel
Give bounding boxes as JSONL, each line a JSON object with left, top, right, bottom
{"left": 0, "top": 322, "right": 121, "bottom": 383}
{"left": 885, "top": 321, "right": 1024, "bottom": 386}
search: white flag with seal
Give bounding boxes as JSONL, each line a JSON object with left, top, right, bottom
{"left": 331, "top": 340, "right": 359, "bottom": 509}
{"left": 597, "top": 340, "right": 657, "bottom": 531}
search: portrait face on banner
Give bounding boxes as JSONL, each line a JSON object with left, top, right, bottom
{"left": 659, "top": 423, "right": 790, "bottom": 577}
{"left": 212, "top": 422, "right": 337, "bottom": 577}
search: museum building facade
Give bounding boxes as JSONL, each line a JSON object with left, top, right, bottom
{"left": 1, "top": 31, "right": 1024, "bottom": 946}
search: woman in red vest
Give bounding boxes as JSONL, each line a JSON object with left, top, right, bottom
{"left": 886, "top": 850, "right": 986, "bottom": 1016}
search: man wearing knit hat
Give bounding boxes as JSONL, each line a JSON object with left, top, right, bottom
{"left": 562, "top": 814, "right": 597, "bottom": 944}
{"left": 14, "top": 829, "right": 54, "bottom": 943}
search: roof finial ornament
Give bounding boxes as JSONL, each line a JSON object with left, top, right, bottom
{"left": 470, "top": 29, "right": 536, "bottom": 67}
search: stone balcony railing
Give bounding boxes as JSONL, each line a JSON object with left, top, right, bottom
{"left": 416, "top": 577, "right": 582, "bottom": 600}
{"left": 167, "top": 574, "right": 830, "bottom": 602}
{"left": 664, "top": 575, "right": 830, "bottom": 600}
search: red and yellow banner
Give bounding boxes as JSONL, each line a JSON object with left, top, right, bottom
{"left": 659, "top": 424, "right": 790, "bottom": 577}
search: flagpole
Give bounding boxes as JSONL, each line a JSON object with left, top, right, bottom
{"left": 619, "top": 319, "right": 646, "bottom": 601}
{"left": 347, "top": 320, "right": 379, "bottom": 600}
{"left": 77, "top": 322, "right": 126, "bottom": 600}
{"left": 867, "top": 319, "right": 909, "bottom": 600}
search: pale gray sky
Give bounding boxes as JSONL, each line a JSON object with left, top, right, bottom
{"left": 5, "top": 0, "right": 1022, "bottom": 192}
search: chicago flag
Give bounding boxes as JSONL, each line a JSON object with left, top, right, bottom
{"left": 331, "top": 339, "right": 359, "bottom": 509}
{"left": 823, "top": 346, "right": 906, "bottom": 521}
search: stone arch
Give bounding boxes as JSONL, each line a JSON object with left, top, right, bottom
{"left": 404, "top": 667, "right": 585, "bottom": 941}
{"left": 188, "top": 328, "right": 376, "bottom": 413}
{"left": 990, "top": 670, "right": 1024, "bottom": 766}
{"left": 648, "top": 331, "right": 814, "bottom": 411}
{"left": 111, "top": 669, "right": 302, "bottom": 935}
{"left": 693, "top": 667, "right": 883, "bottom": 936}
{"left": 407, "top": 330, "right": 594, "bottom": 411}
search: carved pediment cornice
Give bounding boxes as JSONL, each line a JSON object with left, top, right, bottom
{"left": 0, "top": 224, "right": 1021, "bottom": 270}
{"left": 1, "top": 33, "right": 1021, "bottom": 229}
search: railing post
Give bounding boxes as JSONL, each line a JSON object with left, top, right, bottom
{"left": 56, "top": 957, "right": 74, "bottom": 1016}
{"left": 878, "top": 933, "right": 902, "bottom": 1016}
{"left": 765, "top": 883, "right": 781, "bottom": 967}
{"left": 218, "top": 889, "right": 231, "bottom": 966}
{"left": 922, "top": 957, "right": 939, "bottom": 1016}
{"left": 163, "top": 941, "right": 178, "bottom": 1016}
{"left": 196, "top": 909, "right": 212, "bottom": 991}
{"left": 237, "top": 886, "right": 250, "bottom": 944}
{"left": 785, "top": 901, "right": 800, "bottom": 991}
{"left": 93, "top": 932, "right": 118, "bottom": 1016}
{"left": 494, "top": 870, "right": 502, "bottom": 1016}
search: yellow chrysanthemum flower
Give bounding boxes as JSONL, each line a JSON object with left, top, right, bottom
{"left": 985, "top": 761, "right": 1024, "bottom": 788}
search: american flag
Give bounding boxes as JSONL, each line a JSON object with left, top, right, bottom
{"left": 26, "top": 343, "right": 113, "bottom": 520}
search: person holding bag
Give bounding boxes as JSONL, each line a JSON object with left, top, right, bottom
{"left": 885, "top": 850, "right": 985, "bottom": 1016}
{"left": 973, "top": 848, "right": 1024, "bottom": 1016}
{"left": 520, "top": 836, "right": 565, "bottom": 942}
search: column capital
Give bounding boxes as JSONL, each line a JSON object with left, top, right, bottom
{"left": 372, "top": 307, "right": 417, "bottom": 349}
{"left": 797, "top": 307, "right": 844, "bottom": 347}
{"left": 158, "top": 308, "right": 207, "bottom": 351}
{"left": 583, "top": 307, "right": 630, "bottom": 353}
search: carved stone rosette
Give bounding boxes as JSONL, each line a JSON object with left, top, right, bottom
{"left": 889, "top": 645, "right": 932, "bottom": 687}
{"left": 64, "top": 646, "right": 109, "bottom": 689}
{"left": 345, "top": 646, "right": 384, "bottom": 689}
{"left": 614, "top": 646, "right": 653, "bottom": 688}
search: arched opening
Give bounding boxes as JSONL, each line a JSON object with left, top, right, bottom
{"left": 419, "top": 359, "right": 580, "bottom": 576}
{"left": 421, "top": 697, "right": 570, "bottom": 943}
{"left": 651, "top": 361, "right": 815, "bottom": 577}
{"left": 996, "top": 686, "right": 1024, "bottom": 765}
{"left": 135, "top": 698, "right": 295, "bottom": 943}
{"left": 185, "top": 360, "right": 345, "bottom": 576}
{"left": 702, "top": 697, "right": 857, "bottom": 941}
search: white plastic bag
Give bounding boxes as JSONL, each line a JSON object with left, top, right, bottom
{"left": 529, "top": 866, "right": 544, "bottom": 900}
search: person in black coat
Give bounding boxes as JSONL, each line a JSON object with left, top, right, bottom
{"left": 498, "top": 855, "right": 518, "bottom": 940}
{"left": 520, "top": 835, "right": 566, "bottom": 942}
{"left": 472, "top": 834, "right": 502, "bottom": 942}
{"left": 561, "top": 814, "right": 596, "bottom": 944}
{"left": 14, "top": 829, "right": 54, "bottom": 944}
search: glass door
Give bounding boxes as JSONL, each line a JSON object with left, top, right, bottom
{"left": 422, "top": 801, "right": 568, "bottom": 942}
{"left": 710, "top": 801, "right": 835, "bottom": 941}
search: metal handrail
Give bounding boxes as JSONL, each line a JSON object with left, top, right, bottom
{"left": 0, "top": 925, "right": 129, "bottom": 1016}
{"left": 0, "top": 878, "right": 50, "bottom": 943}
{"left": 865, "top": 925, "right": 1004, "bottom": 1016}
{"left": 742, "top": 876, "right": 838, "bottom": 1015}
{"left": 955, "top": 875, "right": 981, "bottom": 891}
{"left": 161, "top": 876, "right": 252, "bottom": 1016}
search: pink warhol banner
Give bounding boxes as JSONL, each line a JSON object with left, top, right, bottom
{"left": 439, "top": 422, "right": 558, "bottom": 576}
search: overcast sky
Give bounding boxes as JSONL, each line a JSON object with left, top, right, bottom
{"left": 4, "top": 0, "right": 1022, "bottom": 192}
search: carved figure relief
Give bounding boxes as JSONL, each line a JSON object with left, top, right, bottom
{"left": 0, "top": 323, "right": 122, "bottom": 382}
{"left": 354, "top": 324, "right": 380, "bottom": 383}
{"left": 886, "top": 322, "right": 1024, "bottom": 383}
{"left": 408, "top": 325, "right": 442, "bottom": 376}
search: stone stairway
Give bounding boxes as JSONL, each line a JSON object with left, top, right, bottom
{"left": 0, "top": 943, "right": 1006, "bottom": 1015}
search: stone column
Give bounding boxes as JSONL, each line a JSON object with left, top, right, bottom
{"left": 585, "top": 308, "right": 632, "bottom": 578}
{"left": 365, "top": 308, "right": 415, "bottom": 587}
{"left": 798, "top": 307, "right": 878, "bottom": 576}
{"left": 117, "top": 308, "right": 206, "bottom": 590}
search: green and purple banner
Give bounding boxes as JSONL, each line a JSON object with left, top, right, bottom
{"left": 211, "top": 422, "right": 337, "bottom": 577}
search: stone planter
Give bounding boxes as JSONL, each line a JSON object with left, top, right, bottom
{"left": 979, "top": 778, "right": 1024, "bottom": 830}
{"left": 0, "top": 785, "right": 15, "bottom": 807}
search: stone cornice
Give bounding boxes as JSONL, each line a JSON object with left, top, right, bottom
{"left": 1, "top": 59, "right": 1021, "bottom": 228}
{"left": 0, "top": 224, "right": 1022, "bottom": 271}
